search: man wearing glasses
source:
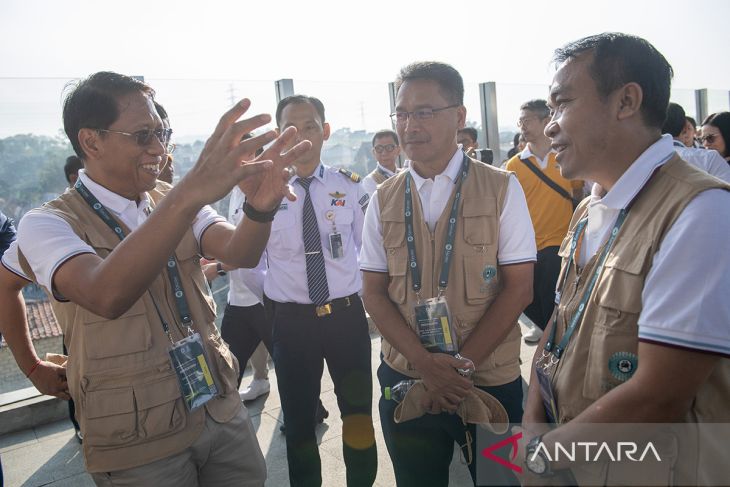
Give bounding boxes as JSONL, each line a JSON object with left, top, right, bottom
{"left": 362, "top": 129, "right": 401, "bottom": 197}
{"left": 360, "top": 61, "right": 536, "bottom": 486}
{"left": 14, "top": 71, "right": 310, "bottom": 486}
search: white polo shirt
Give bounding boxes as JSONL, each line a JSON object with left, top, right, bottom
{"left": 17, "top": 169, "right": 225, "bottom": 297}
{"left": 671, "top": 139, "right": 730, "bottom": 183}
{"left": 259, "top": 163, "right": 369, "bottom": 304}
{"left": 1, "top": 239, "right": 30, "bottom": 281}
{"left": 360, "top": 147, "right": 537, "bottom": 273}
{"left": 227, "top": 186, "right": 265, "bottom": 306}
{"left": 362, "top": 163, "right": 397, "bottom": 197}
{"left": 581, "top": 134, "right": 730, "bottom": 355}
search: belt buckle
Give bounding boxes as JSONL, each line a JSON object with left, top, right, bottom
{"left": 315, "top": 303, "right": 332, "bottom": 317}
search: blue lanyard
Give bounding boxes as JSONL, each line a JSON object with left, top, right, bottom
{"left": 74, "top": 180, "right": 195, "bottom": 338}
{"left": 544, "top": 210, "right": 627, "bottom": 359}
{"left": 405, "top": 154, "right": 470, "bottom": 298}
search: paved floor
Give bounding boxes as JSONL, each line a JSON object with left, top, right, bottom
{"left": 0, "top": 320, "right": 539, "bottom": 487}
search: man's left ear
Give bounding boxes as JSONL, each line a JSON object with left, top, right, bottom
{"left": 617, "top": 82, "right": 643, "bottom": 121}
{"left": 457, "top": 105, "right": 467, "bottom": 128}
{"left": 323, "top": 122, "right": 331, "bottom": 141}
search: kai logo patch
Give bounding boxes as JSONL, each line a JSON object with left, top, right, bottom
{"left": 330, "top": 191, "right": 346, "bottom": 206}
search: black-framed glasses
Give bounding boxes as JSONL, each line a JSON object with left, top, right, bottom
{"left": 97, "top": 127, "right": 173, "bottom": 147}
{"left": 374, "top": 143, "right": 397, "bottom": 153}
{"left": 700, "top": 134, "right": 721, "bottom": 144}
{"left": 390, "top": 104, "right": 460, "bottom": 124}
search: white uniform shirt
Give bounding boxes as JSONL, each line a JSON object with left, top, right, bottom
{"left": 362, "top": 163, "right": 397, "bottom": 197}
{"left": 1, "top": 239, "right": 30, "bottom": 281}
{"left": 17, "top": 169, "right": 225, "bottom": 298}
{"left": 227, "top": 186, "right": 265, "bottom": 306}
{"left": 360, "top": 147, "right": 537, "bottom": 273}
{"left": 260, "top": 163, "right": 369, "bottom": 304}
{"left": 672, "top": 140, "right": 730, "bottom": 183}
{"left": 580, "top": 134, "right": 730, "bottom": 355}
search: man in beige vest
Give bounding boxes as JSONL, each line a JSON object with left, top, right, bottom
{"left": 360, "top": 61, "right": 536, "bottom": 486}
{"left": 522, "top": 34, "right": 730, "bottom": 485}
{"left": 14, "top": 72, "right": 310, "bottom": 486}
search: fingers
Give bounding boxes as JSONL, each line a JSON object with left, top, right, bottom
{"left": 232, "top": 161, "right": 274, "bottom": 182}
{"left": 210, "top": 99, "right": 252, "bottom": 143}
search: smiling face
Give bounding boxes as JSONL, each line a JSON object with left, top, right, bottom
{"left": 395, "top": 79, "right": 465, "bottom": 172}
{"left": 278, "top": 101, "right": 330, "bottom": 176}
{"left": 545, "top": 53, "right": 616, "bottom": 182}
{"left": 84, "top": 91, "right": 165, "bottom": 200}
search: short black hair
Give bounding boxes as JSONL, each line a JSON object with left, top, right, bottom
{"left": 457, "top": 127, "right": 478, "bottom": 143}
{"left": 702, "top": 111, "right": 730, "bottom": 157}
{"left": 395, "top": 61, "right": 464, "bottom": 105}
{"left": 63, "top": 72, "right": 155, "bottom": 160}
{"left": 520, "top": 99, "right": 551, "bottom": 119}
{"left": 372, "top": 129, "right": 398, "bottom": 146}
{"left": 553, "top": 33, "right": 673, "bottom": 129}
{"left": 686, "top": 116, "right": 697, "bottom": 129}
{"left": 154, "top": 101, "right": 169, "bottom": 124}
{"left": 276, "top": 95, "right": 326, "bottom": 127}
{"left": 662, "top": 102, "right": 686, "bottom": 137}
{"left": 63, "top": 155, "right": 83, "bottom": 184}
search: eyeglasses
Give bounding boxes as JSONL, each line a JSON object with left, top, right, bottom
{"left": 97, "top": 127, "right": 173, "bottom": 147}
{"left": 517, "top": 116, "right": 542, "bottom": 128}
{"left": 166, "top": 142, "right": 176, "bottom": 154}
{"left": 700, "top": 134, "right": 721, "bottom": 144}
{"left": 374, "top": 144, "right": 397, "bottom": 153}
{"left": 390, "top": 104, "right": 460, "bottom": 124}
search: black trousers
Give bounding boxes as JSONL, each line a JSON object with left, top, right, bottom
{"left": 378, "top": 361, "right": 523, "bottom": 487}
{"left": 271, "top": 295, "right": 377, "bottom": 487}
{"left": 62, "top": 340, "right": 80, "bottom": 433}
{"left": 220, "top": 302, "right": 272, "bottom": 387}
{"left": 523, "top": 245, "right": 562, "bottom": 330}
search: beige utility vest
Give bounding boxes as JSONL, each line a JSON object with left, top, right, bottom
{"left": 18, "top": 184, "right": 241, "bottom": 473}
{"left": 550, "top": 155, "right": 730, "bottom": 485}
{"left": 377, "top": 158, "right": 522, "bottom": 387}
{"left": 368, "top": 168, "right": 390, "bottom": 186}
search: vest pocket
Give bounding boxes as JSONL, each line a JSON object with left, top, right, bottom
{"left": 463, "top": 255, "right": 500, "bottom": 304}
{"left": 386, "top": 246, "right": 408, "bottom": 304}
{"left": 207, "top": 332, "right": 240, "bottom": 395}
{"left": 582, "top": 323, "right": 639, "bottom": 401}
{"left": 84, "top": 299, "right": 151, "bottom": 359}
{"left": 462, "top": 197, "right": 496, "bottom": 245}
{"left": 81, "top": 370, "right": 186, "bottom": 449}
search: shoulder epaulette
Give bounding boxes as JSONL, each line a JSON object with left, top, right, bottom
{"left": 338, "top": 168, "right": 362, "bottom": 183}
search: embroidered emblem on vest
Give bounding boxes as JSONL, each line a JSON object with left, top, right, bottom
{"left": 608, "top": 351, "right": 638, "bottom": 382}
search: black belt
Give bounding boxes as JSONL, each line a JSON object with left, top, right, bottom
{"left": 271, "top": 293, "right": 359, "bottom": 318}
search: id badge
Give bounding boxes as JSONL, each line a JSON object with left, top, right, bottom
{"left": 168, "top": 332, "right": 218, "bottom": 411}
{"left": 329, "top": 232, "right": 344, "bottom": 259}
{"left": 414, "top": 296, "right": 457, "bottom": 354}
{"left": 535, "top": 364, "right": 559, "bottom": 423}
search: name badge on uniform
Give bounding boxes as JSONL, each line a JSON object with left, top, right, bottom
{"left": 414, "top": 296, "right": 457, "bottom": 354}
{"left": 325, "top": 210, "right": 344, "bottom": 259}
{"left": 168, "top": 332, "right": 218, "bottom": 411}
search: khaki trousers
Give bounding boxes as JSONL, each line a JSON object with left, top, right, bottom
{"left": 91, "top": 406, "right": 266, "bottom": 487}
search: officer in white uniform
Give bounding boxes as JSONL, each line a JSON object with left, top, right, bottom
{"left": 255, "top": 95, "right": 377, "bottom": 487}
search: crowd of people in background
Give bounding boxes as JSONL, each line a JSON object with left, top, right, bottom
{"left": 1, "top": 31, "right": 729, "bottom": 487}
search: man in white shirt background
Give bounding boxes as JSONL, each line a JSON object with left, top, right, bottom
{"left": 361, "top": 129, "right": 401, "bottom": 197}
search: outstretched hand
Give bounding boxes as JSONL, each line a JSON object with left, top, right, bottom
{"left": 177, "top": 99, "right": 311, "bottom": 208}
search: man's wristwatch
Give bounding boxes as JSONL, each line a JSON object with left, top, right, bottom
{"left": 216, "top": 262, "right": 227, "bottom": 277}
{"left": 242, "top": 201, "right": 278, "bottom": 223}
{"left": 525, "top": 434, "right": 554, "bottom": 477}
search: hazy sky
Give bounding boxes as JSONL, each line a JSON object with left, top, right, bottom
{"left": 1, "top": 0, "right": 729, "bottom": 138}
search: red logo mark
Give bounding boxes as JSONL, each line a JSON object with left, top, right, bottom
{"left": 481, "top": 432, "right": 523, "bottom": 473}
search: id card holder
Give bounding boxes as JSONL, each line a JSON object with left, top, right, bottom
{"left": 535, "top": 364, "right": 559, "bottom": 424}
{"left": 329, "top": 232, "right": 344, "bottom": 259}
{"left": 168, "top": 332, "right": 218, "bottom": 411}
{"left": 414, "top": 296, "right": 457, "bottom": 354}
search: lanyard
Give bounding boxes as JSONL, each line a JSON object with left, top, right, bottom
{"left": 74, "top": 180, "right": 195, "bottom": 340}
{"left": 544, "top": 210, "right": 627, "bottom": 359}
{"left": 405, "top": 154, "right": 470, "bottom": 300}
